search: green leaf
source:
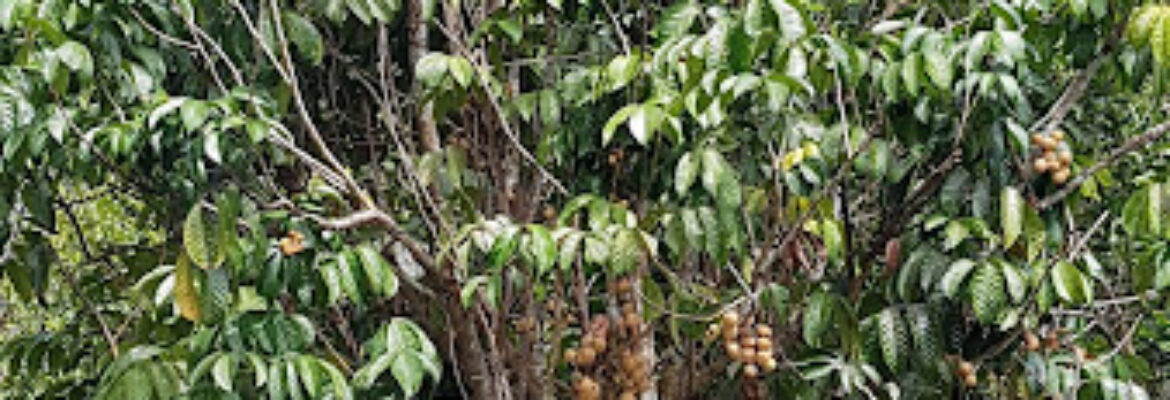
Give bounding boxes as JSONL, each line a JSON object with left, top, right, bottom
{"left": 628, "top": 104, "right": 663, "bottom": 145}
{"left": 447, "top": 56, "right": 474, "bottom": 88}
{"left": 148, "top": 97, "right": 186, "bottom": 129}
{"left": 488, "top": 228, "right": 519, "bottom": 268}
{"left": 283, "top": 12, "right": 324, "bottom": 65}
{"left": 1001, "top": 187, "right": 1023, "bottom": 248}
{"left": 204, "top": 131, "right": 222, "bottom": 164}
{"left": 770, "top": 0, "right": 806, "bottom": 42}
{"left": 460, "top": 276, "right": 489, "bottom": 308}
{"left": 609, "top": 228, "right": 643, "bottom": 275}
{"left": 415, "top": 53, "right": 449, "bottom": 87}
{"left": 184, "top": 204, "right": 220, "bottom": 269}
{"left": 878, "top": 307, "right": 909, "bottom": 374}
{"left": 602, "top": 104, "right": 638, "bottom": 145}
{"left": 606, "top": 54, "right": 640, "bottom": 90}
{"left": 1154, "top": 15, "right": 1170, "bottom": 66}
{"left": 970, "top": 261, "right": 1005, "bottom": 324}
{"left": 558, "top": 230, "right": 583, "bottom": 271}
{"left": 338, "top": 251, "right": 365, "bottom": 305}
{"left": 999, "top": 259, "right": 1025, "bottom": 303}
{"left": 180, "top": 99, "right": 211, "bottom": 131}
{"left": 496, "top": 18, "right": 523, "bottom": 44}
{"left": 675, "top": 151, "right": 699, "bottom": 196}
{"left": 943, "top": 219, "right": 970, "bottom": 250}
{"left": 56, "top": 40, "right": 93, "bottom": 77}
{"left": 527, "top": 225, "right": 556, "bottom": 275}
{"left": 1052, "top": 261, "right": 1088, "bottom": 305}
{"left": 357, "top": 244, "right": 398, "bottom": 298}
{"left": 392, "top": 351, "right": 425, "bottom": 398}
{"left": 803, "top": 291, "right": 833, "bottom": 347}
{"left": 212, "top": 353, "right": 234, "bottom": 392}
{"left": 319, "top": 261, "right": 343, "bottom": 306}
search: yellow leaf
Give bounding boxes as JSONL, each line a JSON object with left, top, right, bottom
{"left": 174, "top": 253, "right": 202, "bottom": 323}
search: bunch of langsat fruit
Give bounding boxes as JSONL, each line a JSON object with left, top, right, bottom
{"left": 1030, "top": 129, "right": 1073, "bottom": 184}
{"left": 707, "top": 311, "right": 777, "bottom": 378}
{"left": 566, "top": 277, "right": 651, "bottom": 400}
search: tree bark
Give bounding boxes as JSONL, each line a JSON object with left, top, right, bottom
{"left": 407, "top": 0, "right": 441, "bottom": 153}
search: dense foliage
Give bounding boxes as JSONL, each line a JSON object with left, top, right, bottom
{"left": 2, "top": 0, "right": 1170, "bottom": 398}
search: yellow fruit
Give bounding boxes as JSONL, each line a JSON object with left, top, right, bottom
{"left": 741, "top": 348, "right": 757, "bottom": 364}
{"left": 1051, "top": 130, "right": 1065, "bottom": 141}
{"left": 1040, "top": 136, "right": 1058, "bottom": 151}
{"left": 622, "top": 355, "right": 639, "bottom": 373}
{"left": 565, "top": 348, "right": 579, "bottom": 365}
{"left": 744, "top": 364, "right": 759, "bottom": 378}
{"left": 577, "top": 377, "right": 601, "bottom": 400}
{"left": 725, "top": 343, "right": 741, "bottom": 360}
{"left": 1024, "top": 331, "right": 1040, "bottom": 352}
{"left": 1057, "top": 150, "right": 1073, "bottom": 165}
{"left": 1053, "top": 168, "right": 1070, "bottom": 185}
{"left": 1033, "top": 157, "right": 1049, "bottom": 173}
{"left": 756, "top": 324, "right": 773, "bottom": 337}
{"left": 957, "top": 361, "right": 974, "bottom": 377}
{"left": 590, "top": 336, "right": 607, "bottom": 353}
{"left": 963, "top": 373, "right": 978, "bottom": 388}
{"left": 617, "top": 279, "right": 633, "bottom": 294}
{"left": 1045, "top": 150, "right": 1059, "bottom": 165}
{"left": 721, "top": 312, "right": 740, "bottom": 329}
{"left": 1031, "top": 133, "right": 1044, "bottom": 146}
{"left": 762, "top": 357, "right": 778, "bottom": 372}
{"left": 757, "top": 337, "right": 773, "bottom": 351}
{"left": 578, "top": 347, "right": 597, "bottom": 366}
{"left": 740, "top": 337, "right": 757, "bottom": 349}
{"left": 755, "top": 351, "right": 771, "bottom": 365}
{"left": 706, "top": 324, "right": 720, "bottom": 341}
{"left": 722, "top": 326, "right": 739, "bottom": 342}
{"left": 620, "top": 392, "right": 636, "bottom": 400}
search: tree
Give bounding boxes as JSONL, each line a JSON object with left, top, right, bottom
{"left": 0, "top": 0, "right": 1168, "bottom": 398}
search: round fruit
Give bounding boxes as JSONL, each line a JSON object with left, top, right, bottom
{"left": 1031, "top": 133, "right": 1044, "bottom": 146}
{"left": 1040, "top": 136, "right": 1058, "bottom": 151}
{"left": 722, "top": 312, "right": 740, "bottom": 328}
{"left": 590, "top": 337, "right": 607, "bottom": 353}
{"left": 622, "top": 303, "right": 637, "bottom": 315}
{"left": 1053, "top": 168, "right": 1070, "bottom": 184}
{"left": 617, "top": 279, "right": 633, "bottom": 294}
{"left": 762, "top": 357, "right": 778, "bottom": 372}
{"left": 578, "top": 347, "right": 597, "bottom": 366}
{"left": 577, "top": 377, "right": 601, "bottom": 400}
{"left": 1045, "top": 151, "right": 1059, "bottom": 165}
{"left": 1033, "top": 157, "right": 1049, "bottom": 173}
{"left": 741, "top": 337, "right": 757, "bottom": 349}
{"left": 706, "top": 324, "right": 720, "bottom": 341}
{"left": 741, "top": 348, "right": 757, "bottom": 364}
{"left": 565, "top": 348, "right": 579, "bottom": 365}
{"left": 1024, "top": 331, "right": 1040, "bottom": 352}
{"left": 755, "top": 351, "right": 771, "bottom": 365}
{"left": 757, "top": 337, "right": 773, "bottom": 351}
{"left": 725, "top": 343, "right": 742, "bottom": 360}
{"left": 744, "top": 364, "right": 759, "bottom": 378}
{"left": 1051, "top": 130, "right": 1065, "bottom": 141}
{"left": 957, "top": 361, "right": 974, "bottom": 377}
{"left": 622, "top": 355, "right": 639, "bottom": 373}
{"left": 722, "top": 326, "right": 739, "bottom": 342}
{"left": 619, "top": 392, "right": 636, "bottom": 400}
{"left": 756, "top": 324, "right": 773, "bottom": 337}
{"left": 1057, "top": 150, "right": 1073, "bottom": 165}
{"left": 963, "top": 373, "right": 978, "bottom": 388}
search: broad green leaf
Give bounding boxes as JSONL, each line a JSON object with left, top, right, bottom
{"left": 878, "top": 308, "right": 909, "bottom": 374}
{"left": 1052, "top": 261, "right": 1088, "bottom": 305}
{"left": 415, "top": 53, "right": 449, "bottom": 87}
{"left": 970, "top": 261, "right": 1005, "bottom": 324}
{"left": 771, "top": 0, "right": 806, "bottom": 42}
{"left": 675, "top": 151, "right": 699, "bottom": 196}
{"left": 527, "top": 224, "right": 556, "bottom": 275}
{"left": 181, "top": 99, "right": 211, "bottom": 131}
{"left": 357, "top": 244, "right": 398, "bottom": 298}
{"left": 627, "top": 104, "right": 663, "bottom": 145}
{"left": 148, "top": 97, "right": 187, "bottom": 129}
{"left": 184, "top": 204, "right": 219, "bottom": 269}
{"left": 283, "top": 12, "right": 324, "bottom": 65}
{"left": 392, "top": 351, "right": 425, "bottom": 398}
{"left": 1001, "top": 187, "right": 1023, "bottom": 248}
{"left": 803, "top": 291, "right": 833, "bottom": 347}
{"left": 338, "top": 251, "right": 365, "bottom": 305}
{"left": 941, "top": 259, "right": 977, "bottom": 298}
{"left": 602, "top": 104, "right": 638, "bottom": 145}
{"left": 212, "top": 353, "right": 234, "bottom": 392}
{"left": 943, "top": 219, "right": 970, "bottom": 250}
{"left": 609, "top": 228, "right": 642, "bottom": 275}
{"left": 56, "top": 40, "right": 93, "bottom": 77}
{"left": 488, "top": 228, "right": 519, "bottom": 268}
{"left": 447, "top": 56, "right": 474, "bottom": 88}
{"left": 999, "top": 259, "right": 1025, "bottom": 303}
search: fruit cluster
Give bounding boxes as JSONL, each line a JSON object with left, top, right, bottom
{"left": 709, "top": 311, "right": 777, "bottom": 378}
{"left": 1030, "top": 130, "right": 1073, "bottom": 184}
{"left": 954, "top": 359, "right": 977, "bottom": 388}
{"left": 567, "top": 277, "right": 651, "bottom": 400}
